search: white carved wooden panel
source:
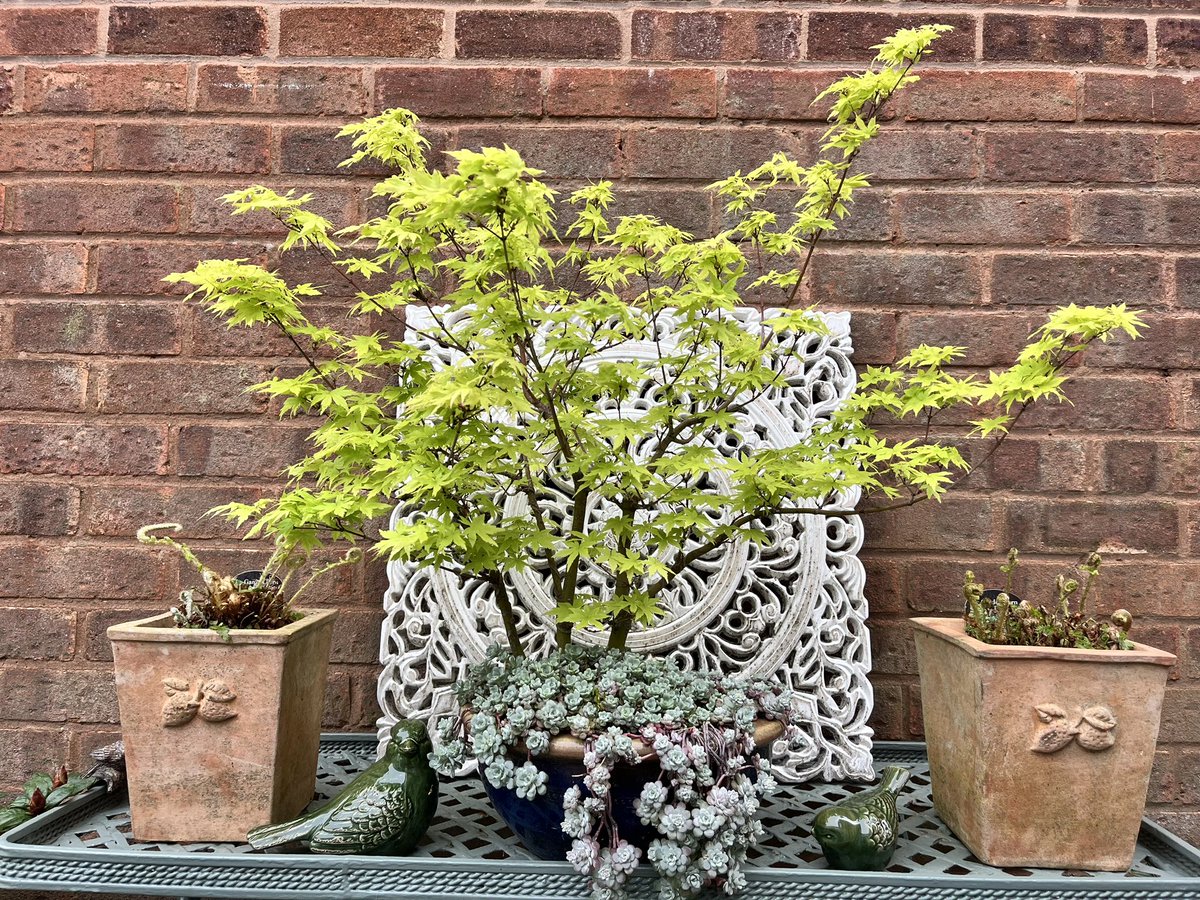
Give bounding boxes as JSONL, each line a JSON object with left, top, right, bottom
{"left": 376, "top": 308, "right": 874, "bottom": 782}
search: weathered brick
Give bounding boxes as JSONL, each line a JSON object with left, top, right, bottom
{"left": 868, "top": 620, "right": 919, "bottom": 677}
{"left": 1177, "top": 258, "right": 1200, "bottom": 308}
{"left": 900, "top": 71, "right": 1077, "bottom": 122}
{"left": 808, "top": 13, "right": 976, "bottom": 62}
{"left": 598, "top": 187, "right": 713, "bottom": 237}
{"left": 97, "top": 362, "right": 269, "bottom": 415}
{"left": 1095, "top": 562, "right": 1200, "bottom": 618}
{"left": 10, "top": 182, "right": 178, "bottom": 235}
{"left": 0, "top": 424, "right": 165, "bottom": 476}
{"left": 96, "top": 124, "right": 269, "bottom": 174}
{"left": 0, "top": 67, "right": 12, "bottom": 113}
{"left": 1019, "top": 374, "right": 1172, "bottom": 431}
{"left": 0, "top": 243, "right": 88, "bottom": 295}
{"left": 108, "top": 5, "right": 266, "bottom": 56}
{"left": 82, "top": 608, "right": 159, "bottom": 662}
{"left": 904, "top": 554, "right": 1069, "bottom": 616}
{"left": 455, "top": 126, "right": 621, "bottom": 180}
{"left": 861, "top": 554, "right": 904, "bottom": 616}
{"left": 854, "top": 129, "right": 977, "bottom": 181}
{"left": 622, "top": 125, "right": 808, "bottom": 180}
{"left": 0, "top": 123, "right": 91, "bottom": 172}
{"left": 548, "top": 68, "right": 716, "bottom": 119}
{"left": 376, "top": 66, "right": 541, "bottom": 119}
{"left": 12, "top": 301, "right": 181, "bottom": 356}
{"left": 0, "top": 728, "right": 69, "bottom": 789}
{"left": 458, "top": 10, "right": 619, "bottom": 61}
{"left": 867, "top": 496, "right": 998, "bottom": 552}
{"left": 982, "top": 131, "right": 1157, "bottom": 183}
{"left": 1082, "top": 0, "right": 1195, "bottom": 7}
{"left": 0, "top": 8, "right": 98, "bottom": 55}
{"left": 984, "top": 13, "right": 1147, "bottom": 65}
{"left": 1162, "top": 132, "right": 1200, "bottom": 182}
{"left": 1157, "top": 19, "right": 1200, "bottom": 68}
{"left": 0, "top": 667, "right": 117, "bottom": 723}
{"left": 83, "top": 484, "right": 266, "bottom": 539}
{"left": 632, "top": 10, "right": 802, "bottom": 62}
{"left": 331, "top": 610, "right": 384, "bottom": 664}
{"left": 897, "top": 311, "right": 1041, "bottom": 367}
{"left": 277, "top": 125, "right": 395, "bottom": 176}
{"left": 990, "top": 253, "right": 1166, "bottom": 307}
{"left": 1103, "top": 439, "right": 1200, "bottom": 494}
{"left": 1006, "top": 498, "right": 1180, "bottom": 554}
{"left": 711, "top": 183, "right": 891, "bottom": 243}
{"left": 722, "top": 69, "right": 851, "bottom": 121}
{"left": 1076, "top": 193, "right": 1200, "bottom": 246}
{"left": 807, "top": 251, "right": 983, "bottom": 307}
{"left": 1085, "top": 314, "right": 1200, "bottom": 370}
{"left": 197, "top": 65, "right": 366, "bottom": 115}
{"left": 982, "top": 437, "right": 1091, "bottom": 493}
{"left": 186, "top": 184, "right": 356, "bottom": 236}
{"left": 323, "top": 672, "right": 352, "bottom": 729}
{"left": 348, "top": 671, "right": 383, "bottom": 728}
{"left": 281, "top": 7, "right": 442, "bottom": 58}
{"left": 867, "top": 680, "right": 905, "bottom": 741}
{"left": 24, "top": 64, "right": 188, "bottom": 113}
{"left": 175, "top": 424, "right": 310, "bottom": 477}
{"left": 0, "top": 360, "right": 84, "bottom": 412}
{"left": 1085, "top": 73, "right": 1200, "bottom": 125}
{"left": 0, "top": 543, "right": 170, "bottom": 600}
{"left": 0, "top": 485, "right": 78, "bottom": 538}
{"left": 897, "top": 191, "right": 1071, "bottom": 245}
{"left": 0, "top": 608, "right": 75, "bottom": 660}
{"left": 93, "top": 240, "right": 266, "bottom": 296}
{"left": 847, "top": 310, "right": 898, "bottom": 365}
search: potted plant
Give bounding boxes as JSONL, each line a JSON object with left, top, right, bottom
{"left": 911, "top": 552, "right": 1175, "bottom": 871}
{"left": 108, "top": 524, "right": 355, "bottom": 842}
{"left": 165, "top": 23, "right": 1145, "bottom": 895}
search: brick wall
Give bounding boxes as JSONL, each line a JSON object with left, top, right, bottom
{"left": 0, "top": 0, "right": 1198, "bottom": 848}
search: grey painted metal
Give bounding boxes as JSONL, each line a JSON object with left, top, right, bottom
{"left": 1, "top": 736, "right": 1198, "bottom": 899}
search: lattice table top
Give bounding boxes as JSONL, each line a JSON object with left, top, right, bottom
{"left": 2, "top": 736, "right": 1199, "bottom": 899}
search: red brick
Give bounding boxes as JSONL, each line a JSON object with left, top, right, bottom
{"left": 323, "top": 672, "right": 352, "bottom": 729}
{"left": 897, "top": 191, "right": 1071, "bottom": 245}
{"left": 96, "top": 123, "right": 269, "bottom": 174}
{"left": 1085, "top": 73, "right": 1200, "bottom": 125}
{"left": 0, "top": 67, "right": 12, "bottom": 113}
{"left": 868, "top": 680, "right": 905, "bottom": 741}
{"left": 1019, "top": 374, "right": 1171, "bottom": 431}
{"left": 0, "top": 666, "right": 117, "bottom": 723}
{"left": 12, "top": 301, "right": 182, "bottom": 356}
{"left": 10, "top": 182, "right": 178, "bottom": 235}
{"left": 897, "top": 311, "right": 1041, "bottom": 367}
{"left": 1006, "top": 497, "right": 1179, "bottom": 554}
{"left": 904, "top": 554, "right": 1068, "bottom": 616}
{"left": 1162, "top": 132, "right": 1200, "bottom": 182}
{"left": 1158, "top": 19, "right": 1200, "bottom": 68}
{"left": 0, "top": 728, "right": 69, "bottom": 790}
{"left": 108, "top": 5, "right": 266, "bottom": 56}
{"left": 0, "top": 243, "right": 88, "bottom": 295}
{"left": 1089, "top": 314, "right": 1200, "bottom": 371}
{"left": 854, "top": 129, "right": 977, "bottom": 181}
{"left": 1082, "top": 0, "right": 1195, "bottom": 7}
{"left": 900, "top": 71, "right": 1077, "bottom": 123}
{"left": 868, "top": 620, "right": 919, "bottom": 676}
{"left": 0, "top": 607, "right": 75, "bottom": 660}
{"left": 632, "top": 10, "right": 802, "bottom": 62}
{"left": 1177, "top": 258, "right": 1200, "bottom": 308}
{"left": 982, "top": 437, "right": 1091, "bottom": 493}
{"left": 0, "top": 543, "right": 170, "bottom": 600}
{"left": 712, "top": 183, "right": 891, "bottom": 244}
{"left": 83, "top": 484, "right": 267, "bottom": 539}
{"left": 459, "top": 11, "right": 618, "bottom": 60}
{"left": 846, "top": 310, "right": 898, "bottom": 365}
{"left": 807, "top": 251, "right": 983, "bottom": 308}
{"left": 1094, "top": 562, "right": 1200, "bottom": 618}
{"left": 277, "top": 125, "right": 396, "bottom": 177}
{"left": 93, "top": 240, "right": 267, "bottom": 296}
{"left": 1103, "top": 439, "right": 1200, "bottom": 494}
{"left": 990, "top": 253, "right": 1166, "bottom": 307}
{"left": 866, "top": 496, "right": 998, "bottom": 552}
{"left": 375, "top": 66, "right": 541, "bottom": 119}
{"left": 175, "top": 424, "right": 310, "bottom": 477}
{"left": 0, "top": 485, "right": 78, "bottom": 538}
{"left": 1076, "top": 193, "right": 1200, "bottom": 247}
{"left": 0, "top": 424, "right": 165, "bottom": 476}
{"left": 808, "top": 13, "right": 976, "bottom": 62}
{"left": 559, "top": 187, "right": 713, "bottom": 241}
{"left": 0, "top": 360, "right": 84, "bottom": 412}
{"left": 721, "top": 69, "right": 852, "bottom": 122}
{"left": 1189, "top": 627, "right": 1200, "bottom": 679}
{"left": 548, "top": 68, "right": 716, "bottom": 119}
{"left": 331, "top": 610, "right": 383, "bottom": 663}
{"left": 455, "top": 125, "right": 621, "bottom": 180}
{"left": 197, "top": 64, "right": 366, "bottom": 115}
{"left": 984, "top": 13, "right": 1147, "bottom": 65}
{"left": 24, "top": 64, "right": 188, "bottom": 113}
{"left": 982, "top": 130, "right": 1157, "bottom": 183}
{"left": 861, "top": 554, "right": 904, "bottom": 615}
{"left": 185, "top": 184, "right": 356, "bottom": 236}
{"left": 281, "top": 7, "right": 442, "bottom": 58}
{"left": 0, "top": 123, "right": 91, "bottom": 172}
{"left": 0, "top": 8, "right": 98, "bottom": 55}
{"left": 348, "top": 671, "right": 383, "bottom": 728}
{"left": 622, "top": 125, "right": 809, "bottom": 180}
{"left": 97, "top": 361, "right": 269, "bottom": 415}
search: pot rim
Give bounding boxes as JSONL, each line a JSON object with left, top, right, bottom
{"left": 910, "top": 616, "right": 1176, "bottom": 666}
{"left": 107, "top": 608, "right": 339, "bottom": 645}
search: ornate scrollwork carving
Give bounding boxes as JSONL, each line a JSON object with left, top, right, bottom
{"left": 376, "top": 308, "right": 874, "bottom": 782}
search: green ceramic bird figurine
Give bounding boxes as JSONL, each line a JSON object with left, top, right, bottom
{"left": 812, "top": 765, "right": 910, "bottom": 871}
{"left": 247, "top": 719, "right": 438, "bottom": 855}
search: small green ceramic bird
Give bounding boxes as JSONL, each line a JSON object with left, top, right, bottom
{"left": 812, "top": 765, "right": 910, "bottom": 871}
{"left": 247, "top": 719, "right": 438, "bottom": 855}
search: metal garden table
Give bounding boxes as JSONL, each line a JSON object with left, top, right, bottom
{"left": 2, "top": 736, "right": 1199, "bottom": 900}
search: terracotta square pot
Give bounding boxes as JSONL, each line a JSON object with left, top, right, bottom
{"left": 108, "top": 608, "right": 337, "bottom": 842}
{"left": 911, "top": 617, "right": 1174, "bottom": 871}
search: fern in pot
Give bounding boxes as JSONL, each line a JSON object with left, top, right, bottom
{"left": 168, "top": 24, "right": 1142, "bottom": 897}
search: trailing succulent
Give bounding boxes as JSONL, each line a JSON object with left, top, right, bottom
{"left": 432, "top": 645, "right": 800, "bottom": 900}
{"left": 962, "top": 549, "right": 1135, "bottom": 650}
